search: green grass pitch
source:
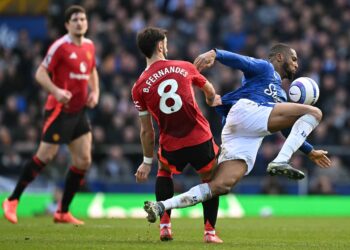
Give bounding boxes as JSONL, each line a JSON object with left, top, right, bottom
{"left": 0, "top": 217, "right": 349, "bottom": 249}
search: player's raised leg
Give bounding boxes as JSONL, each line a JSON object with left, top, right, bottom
{"left": 144, "top": 160, "right": 247, "bottom": 223}
{"left": 3, "top": 142, "right": 58, "bottom": 224}
{"left": 267, "top": 102, "right": 322, "bottom": 179}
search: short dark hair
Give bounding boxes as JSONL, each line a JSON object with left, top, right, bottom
{"left": 136, "top": 27, "right": 167, "bottom": 58}
{"left": 268, "top": 43, "right": 292, "bottom": 59}
{"left": 64, "top": 5, "right": 86, "bottom": 23}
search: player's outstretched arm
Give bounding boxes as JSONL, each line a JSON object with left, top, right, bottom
{"left": 308, "top": 149, "right": 332, "bottom": 168}
{"left": 194, "top": 49, "right": 216, "bottom": 72}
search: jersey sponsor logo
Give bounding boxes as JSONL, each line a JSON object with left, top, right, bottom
{"left": 264, "top": 83, "right": 282, "bottom": 102}
{"left": 69, "top": 72, "right": 90, "bottom": 80}
{"left": 69, "top": 52, "right": 77, "bottom": 59}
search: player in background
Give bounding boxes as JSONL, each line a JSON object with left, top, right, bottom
{"left": 144, "top": 44, "right": 332, "bottom": 224}
{"left": 132, "top": 27, "right": 222, "bottom": 243}
{"left": 2, "top": 5, "right": 99, "bottom": 225}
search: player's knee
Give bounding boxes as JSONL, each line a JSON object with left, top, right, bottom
{"left": 38, "top": 154, "right": 55, "bottom": 164}
{"left": 313, "top": 107, "right": 322, "bottom": 122}
{"left": 76, "top": 156, "right": 91, "bottom": 169}
{"left": 307, "top": 106, "right": 322, "bottom": 122}
{"left": 211, "top": 180, "right": 232, "bottom": 195}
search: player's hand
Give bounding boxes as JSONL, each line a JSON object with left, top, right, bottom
{"left": 207, "top": 94, "right": 222, "bottom": 107}
{"left": 135, "top": 163, "right": 152, "bottom": 183}
{"left": 86, "top": 90, "right": 99, "bottom": 108}
{"left": 308, "top": 149, "right": 331, "bottom": 168}
{"left": 53, "top": 88, "right": 72, "bottom": 104}
{"left": 194, "top": 49, "right": 216, "bottom": 72}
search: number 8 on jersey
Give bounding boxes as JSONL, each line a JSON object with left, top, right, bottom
{"left": 158, "top": 79, "right": 183, "bottom": 114}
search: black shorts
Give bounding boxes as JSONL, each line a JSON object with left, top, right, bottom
{"left": 41, "top": 108, "right": 91, "bottom": 144}
{"left": 158, "top": 138, "right": 219, "bottom": 174}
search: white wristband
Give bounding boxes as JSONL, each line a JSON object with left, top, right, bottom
{"left": 143, "top": 156, "right": 153, "bottom": 165}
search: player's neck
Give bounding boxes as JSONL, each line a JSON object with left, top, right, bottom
{"left": 68, "top": 33, "right": 84, "bottom": 46}
{"left": 146, "top": 54, "right": 166, "bottom": 68}
{"left": 271, "top": 62, "right": 285, "bottom": 79}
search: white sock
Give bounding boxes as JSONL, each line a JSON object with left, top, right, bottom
{"left": 273, "top": 114, "right": 319, "bottom": 163}
{"left": 162, "top": 183, "right": 212, "bottom": 210}
{"left": 160, "top": 223, "right": 171, "bottom": 229}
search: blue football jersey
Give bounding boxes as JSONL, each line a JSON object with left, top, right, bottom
{"left": 214, "top": 49, "right": 288, "bottom": 118}
{"left": 213, "top": 49, "right": 314, "bottom": 155}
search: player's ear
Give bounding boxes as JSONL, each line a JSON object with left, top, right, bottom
{"left": 276, "top": 52, "right": 283, "bottom": 62}
{"left": 158, "top": 40, "right": 164, "bottom": 53}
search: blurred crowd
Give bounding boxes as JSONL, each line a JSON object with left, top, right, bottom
{"left": 1, "top": 0, "right": 350, "bottom": 194}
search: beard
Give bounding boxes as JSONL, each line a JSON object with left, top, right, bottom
{"left": 282, "top": 62, "right": 295, "bottom": 80}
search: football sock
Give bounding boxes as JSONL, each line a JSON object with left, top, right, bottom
{"left": 205, "top": 219, "right": 216, "bottom": 234}
{"left": 156, "top": 173, "right": 174, "bottom": 223}
{"left": 160, "top": 212, "right": 171, "bottom": 229}
{"left": 202, "top": 196, "right": 219, "bottom": 230}
{"left": 9, "top": 156, "right": 46, "bottom": 201}
{"left": 273, "top": 114, "right": 319, "bottom": 163}
{"left": 162, "top": 183, "right": 212, "bottom": 210}
{"left": 60, "top": 166, "right": 86, "bottom": 213}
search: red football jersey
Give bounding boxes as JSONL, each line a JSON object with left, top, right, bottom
{"left": 132, "top": 60, "right": 212, "bottom": 151}
{"left": 42, "top": 34, "right": 96, "bottom": 113}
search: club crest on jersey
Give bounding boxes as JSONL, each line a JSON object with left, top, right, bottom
{"left": 80, "top": 62, "right": 87, "bottom": 73}
{"left": 86, "top": 51, "right": 92, "bottom": 60}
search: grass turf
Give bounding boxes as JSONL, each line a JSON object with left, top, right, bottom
{"left": 0, "top": 217, "right": 349, "bottom": 249}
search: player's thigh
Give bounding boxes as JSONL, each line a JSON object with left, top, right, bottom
{"left": 224, "top": 99, "right": 272, "bottom": 137}
{"left": 68, "top": 132, "right": 92, "bottom": 169}
{"left": 158, "top": 160, "right": 173, "bottom": 174}
{"left": 219, "top": 135, "right": 263, "bottom": 175}
{"left": 42, "top": 110, "right": 75, "bottom": 144}
{"left": 209, "top": 159, "right": 247, "bottom": 196}
{"left": 157, "top": 147, "right": 187, "bottom": 174}
{"left": 36, "top": 141, "right": 60, "bottom": 163}
{"left": 189, "top": 139, "right": 220, "bottom": 181}
{"left": 268, "top": 102, "right": 321, "bottom": 133}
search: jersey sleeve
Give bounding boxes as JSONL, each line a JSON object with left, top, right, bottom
{"left": 215, "top": 49, "right": 269, "bottom": 76}
{"left": 187, "top": 63, "right": 207, "bottom": 88}
{"left": 42, "top": 44, "right": 61, "bottom": 73}
{"left": 131, "top": 84, "right": 149, "bottom": 116}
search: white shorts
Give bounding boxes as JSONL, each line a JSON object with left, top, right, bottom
{"left": 218, "top": 99, "right": 273, "bottom": 174}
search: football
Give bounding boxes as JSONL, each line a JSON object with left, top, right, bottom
{"left": 288, "top": 77, "right": 320, "bottom": 105}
